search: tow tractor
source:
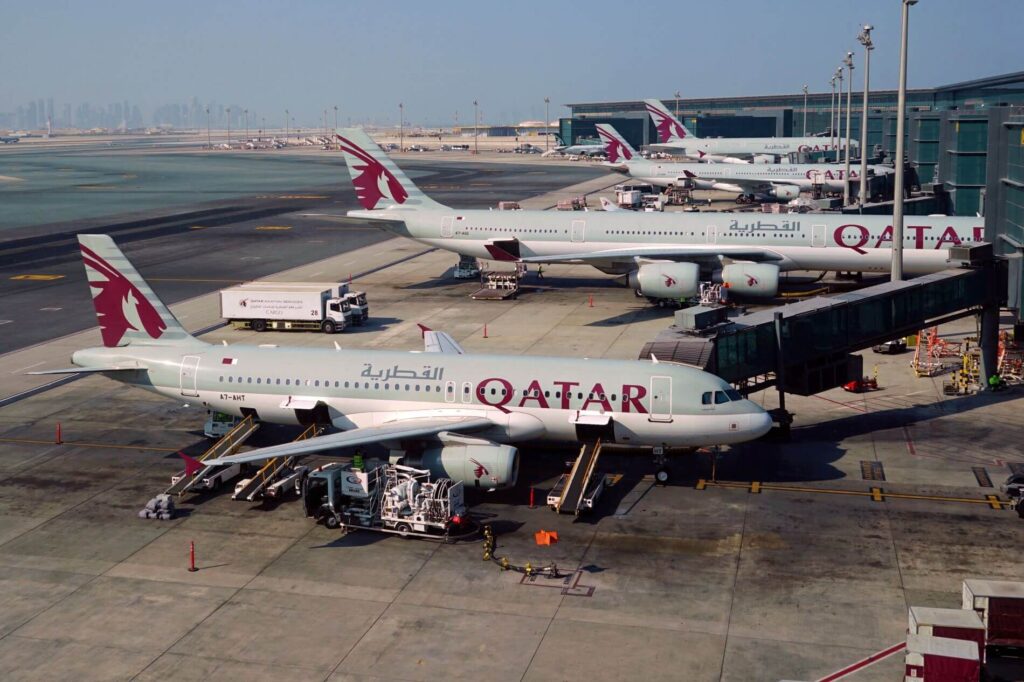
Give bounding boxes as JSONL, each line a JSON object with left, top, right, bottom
{"left": 303, "top": 461, "right": 469, "bottom": 539}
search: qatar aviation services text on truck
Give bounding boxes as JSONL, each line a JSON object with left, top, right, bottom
{"left": 219, "top": 282, "right": 369, "bottom": 334}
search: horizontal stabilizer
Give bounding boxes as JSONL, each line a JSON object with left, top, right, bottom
{"left": 28, "top": 364, "right": 143, "bottom": 375}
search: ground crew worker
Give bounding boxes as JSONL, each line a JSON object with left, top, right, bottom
{"left": 988, "top": 373, "right": 1006, "bottom": 392}
{"left": 536, "top": 265, "right": 545, "bottom": 280}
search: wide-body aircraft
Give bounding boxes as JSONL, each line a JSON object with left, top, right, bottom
{"left": 33, "top": 235, "right": 773, "bottom": 488}
{"left": 597, "top": 124, "right": 892, "bottom": 203}
{"left": 644, "top": 99, "right": 854, "bottom": 161}
{"left": 336, "top": 128, "right": 982, "bottom": 301}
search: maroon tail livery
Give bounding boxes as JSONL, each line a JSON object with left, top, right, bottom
{"left": 336, "top": 133, "right": 409, "bottom": 210}
{"left": 80, "top": 243, "right": 166, "bottom": 347}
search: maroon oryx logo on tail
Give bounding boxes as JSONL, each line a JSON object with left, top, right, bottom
{"left": 597, "top": 128, "right": 632, "bottom": 163}
{"left": 80, "top": 244, "right": 166, "bottom": 347}
{"left": 645, "top": 102, "right": 687, "bottom": 143}
{"left": 335, "top": 133, "right": 409, "bottom": 210}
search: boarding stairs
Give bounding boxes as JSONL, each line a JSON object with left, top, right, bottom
{"left": 232, "top": 423, "right": 324, "bottom": 501}
{"left": 555, "top": 440, "right": 602, "bottom": 515}
{"left": 166, "top": 415, "right": 260, "bottom": 496}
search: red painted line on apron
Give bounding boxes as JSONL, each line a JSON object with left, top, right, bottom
{"left": 817, "top": 641, "right": 906, "bottom": 682}
{"left": 903, "top": 425, "right": 918, "bottom": 457}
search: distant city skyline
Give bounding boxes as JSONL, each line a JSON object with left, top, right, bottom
{"left": 0, "top": 0, "right": 1019, "bottom": 130}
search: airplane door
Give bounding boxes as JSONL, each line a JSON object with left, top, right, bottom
{"left": 811, "top": 223, "right": 826, "bottom": 247}
{"left": 648, "top": 375, "right": 672, "bottom": 422}
{"left": 461, "top": 382, "right": 472, "bottom": 404}
{"left": 706, "top": 225, "right": 717, "bottom": 244}
{"left": 179, "top": 356, "right": 200, "bottom": 397}
{"left": 441, "top": 216, "right": 455, "bottom": 238}
{"left": 571, "top": 220, "right": 585, "bottom": 243}
{"left": 444, "top": 380, "right": 457, "bottom": 403}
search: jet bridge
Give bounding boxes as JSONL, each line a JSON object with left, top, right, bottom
{"left": 639, "top": 246, "right": 1007, "bottom": 411}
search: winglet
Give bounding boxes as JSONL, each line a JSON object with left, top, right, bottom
{"left": 179, "top": 451, "right": 203, "bottom": 476}
{"left": 417, "top": 323, "right": 431, "bottom": 338}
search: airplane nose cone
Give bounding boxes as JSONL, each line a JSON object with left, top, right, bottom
{"left": 747, "top": 409, "right": 774, "bottom": 438}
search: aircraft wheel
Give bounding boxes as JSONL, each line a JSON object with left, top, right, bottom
{"left": 251, "top": 319, "right": 267, "bottom": 332}
{"left": 634, "top": 289, "right": 644, "bottom": 298}
{"left": 321, "top": 320, "right": 336, "bottom": 334}
{"left": 655, "top": 469, "right": 671, "bottom": 485}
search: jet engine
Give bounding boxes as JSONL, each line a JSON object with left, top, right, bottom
{"left": 717, "top": 263, "right": 780, "bottom": 297}
{"left": 401, "top": 439, "right": 519, "bottom": 490}
{"left": 627, "top": 261, "right": 700, "bottom": 299}
{"left": 770, "top": 184, "right": 800, "bottom": 200}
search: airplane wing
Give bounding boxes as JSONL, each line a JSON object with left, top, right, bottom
{"left": 203, "top": 415, "right": 494, "bottom": 467}
{"left": 521, "top": 245, "right": 785, "bottom": 266}
{"left": 418, "top": 324, "right": 465, "bottom": 354}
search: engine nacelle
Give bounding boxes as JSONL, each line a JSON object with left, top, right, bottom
{"left": 402, "top": 440, "right": 519, "bottom": 490}
{"left": 717, "top": 263, "right": 780, "bottom": 298}
{"left": 628, "top": 262, "right": 700, "bottom": 299}
{"left": 770, "top": 184, "right": 800, "bottom": 200}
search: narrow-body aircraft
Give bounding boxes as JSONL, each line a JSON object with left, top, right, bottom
{"left": 33, "top": 235, "right": 773, "bottom": 487}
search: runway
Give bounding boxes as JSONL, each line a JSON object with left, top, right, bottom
{"left": 0, "top": 148, "right": 605, "bottom": 354}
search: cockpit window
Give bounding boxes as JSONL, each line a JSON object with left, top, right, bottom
{"left": 701, "top": 391, "right": 713, "bottom": 405}
{"left": 714, "top": 391, "right": 729, "bottom": 404}
{"left": 726, "top": 389, "right": 743, "bottom": 401}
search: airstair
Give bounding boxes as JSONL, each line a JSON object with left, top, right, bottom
{"left": 166, "top": 415, "right": 260, "bottom": 496}
{"left": 232, "top": 423, "right": 323, "bottom": 501}
{"left": 555, "top": 440, "right": 602, "bottom": 515}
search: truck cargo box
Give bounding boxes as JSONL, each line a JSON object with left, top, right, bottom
{"left": 909, "top": 606, "right": 985, "bottom": 662}
{"left": 904, "top": 634, "right": 980, "bottom": 680}
{"left": 220, "top": 287, "right": 329, "bottom": 322}
{"left": 962, "top": 579, "right": 1024, "bottom": 648}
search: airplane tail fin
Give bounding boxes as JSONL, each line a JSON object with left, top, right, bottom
{"left": 78, "top": 234, "right": 204, "bottom": 348}
{"left": 335, "top": 128, "right": 446, "bottom": 210}
{"left": 595, "top": 124, "right": 638, "bottom": 163}
{"left": 643, "top": 99, "right": 696, "bottom": 143}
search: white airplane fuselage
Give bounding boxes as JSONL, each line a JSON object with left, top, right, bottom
{"left": 616, "top": 160, "right": 893, "bottom": 194}
{"left": 655, "top": 136, "right": 854, "bottom": 159}
{"left": 75, "top": 343, "right": 770, "bottom": 449}
{"left": 360, "top": 207, "right": 983, "bottom": 276}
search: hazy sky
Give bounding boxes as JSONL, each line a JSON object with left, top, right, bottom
{"left": 1, "top": 0, "right": 1019, "bottom": 126}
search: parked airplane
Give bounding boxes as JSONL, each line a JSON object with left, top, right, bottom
{"left": 0, "top": 135, "right": 19, "bottom": 144}
{"left": 644, "top": 99, "right": 855, "bottom": 161}
{"left": 597, "top": 124, "right": 892, "bottom": 203}
{"left": 336, "top": 128, "right": 982, "bottom": 302}
{"left": 542, "top": 133, "right": 606, "bottom": 158}
{"left": 31, "top": 234, "right": 773, "bottom": 486}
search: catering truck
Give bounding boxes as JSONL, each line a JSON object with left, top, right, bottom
{"left": 220, "top": 282, "right": 356, "bottom": 333}
{"left": 240, "top": 281, "right": 369, "bottom": 326}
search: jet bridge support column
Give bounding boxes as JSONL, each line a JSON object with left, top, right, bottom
{"left": 979, "top": 303, "right": 1000, "bottom": 391}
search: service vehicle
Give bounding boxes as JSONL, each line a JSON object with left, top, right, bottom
{"left": 221, "top": 282, "right": 356, "bottom": 333}
{"left": 453, "top": 257, "right": 481, "bottom": 279}
{"left": 546, "top": 472, "right": 606, "bottom": 513}
{"left": 204, "top": 410, "right": 241, "bottom": 438}
{"left": 872, "top": 338, "right": 907, "bottom": 354}
{"left": 303, "top": 461, "right": 467, "bottom": 538}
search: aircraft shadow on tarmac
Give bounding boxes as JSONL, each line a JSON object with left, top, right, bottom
{"left": 585, "top": 306, "right": 669, "bottom": 328}
{"left": 340, "top": 317, "right": 402, "bottom": 333}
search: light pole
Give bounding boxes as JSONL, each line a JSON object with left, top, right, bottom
{"left": 830, "top": 75, "right": 837, "bottom": 158}
{"left": 285, "top": 109, "right": 289, "bottom": 142}
{"left": 835, "top": 68, "right": 844, "bottom": 163}
{"left": 544, "top": 97, "right": 550, "bottom": 151}
{"left": 333, "top": 105, "right": 338, "bottom": 132}
{"left": 399, "top": 102, "right": 404, "bottom": 151}
{"left": 802, "top": 85, "right": 808, "bottom": 136}
{"left": 205, "top": 106, "right": 211, "bottom": 148}
{"left": 843, "top": 51, "right": 854, "bottom": 206}
{"left": 226, "top": 107, "right": 231, "bottom": 147}
{"left": 473, "top": 100, "right": 479, "bottom": 154}
{"left": 261, "top": 116, "right": 265, "bottom": 140}
{"left": 858, "top": 24, "right": 874, "bottom": 205}
{"left": 892, "top": 0, "right": 917, "bottom": 282}
{"left": 244, "top": 108, "right": 249, "bottom": 144}
{"left": 674, "top": 91, "right": 681, "bottom": 119}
